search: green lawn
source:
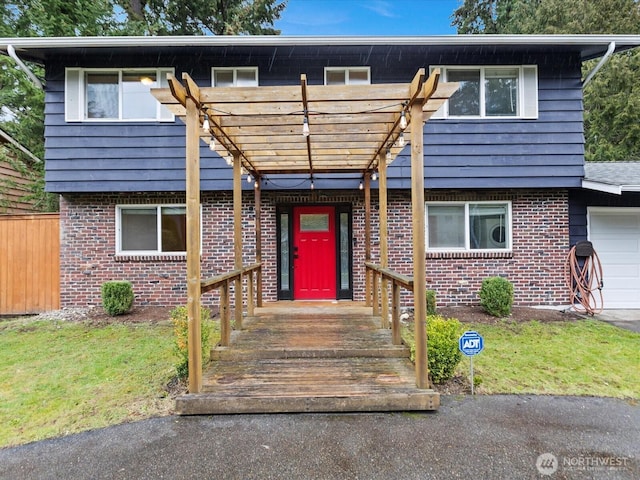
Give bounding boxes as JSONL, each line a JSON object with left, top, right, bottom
{"left": 0, "top": 318, "right": 176, "bottom": 448}
{"left": 462, "top": 319, "right": 640, "bottom": 398}
{"left": 406, "top": 318, "right": 640, "bottom": 399}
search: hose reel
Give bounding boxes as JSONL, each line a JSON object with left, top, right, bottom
{"left": 565, "top": 240, "right": 604, "bottom": 315}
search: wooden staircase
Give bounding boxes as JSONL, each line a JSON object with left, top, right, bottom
{"left": 176, "top": 303, "right": 440, "bottom": 414}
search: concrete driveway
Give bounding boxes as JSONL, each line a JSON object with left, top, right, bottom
{"left": 1, "top": 395, "right": 637, "bottom": 480}
{"left": 595, "top": 310, "right": 640, "bottom": 333}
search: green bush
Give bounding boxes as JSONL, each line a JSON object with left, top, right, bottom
{"left": 426, "top": 315, "right": 463, "bottom": 384}
{"left": 171, "top": 306, "right": 214, "bottom": 380}
{"left": 479, "top": 276, "right": 514, "bottom": 317}
{"left": 426, "top": 290, "right": 437, "bottom": 315}
{"left": 101, "top": 281, "right": 134, "bottom": 316}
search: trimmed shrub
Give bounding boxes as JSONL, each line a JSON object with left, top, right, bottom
{"left": 479, "top": 276, "right": 514, "bottom": 317}
{"left": 426, "top": 315, "right": 463, "bottom": 384}
{"left": 426, "top": 290, "right": 437, "bottom": 316}
{"left": 101, "top": 281, "right": 134, "bottom": 316}
{"left": 171, "top": 306, "right": 214, "bottom": 380}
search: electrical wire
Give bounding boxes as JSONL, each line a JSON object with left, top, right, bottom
{"left": 564, "top": 244, "right": 604, "bottom": 316}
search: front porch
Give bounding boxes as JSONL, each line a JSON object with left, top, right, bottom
{"left": 177, "top": 302, "right": 439, "bottom": 415}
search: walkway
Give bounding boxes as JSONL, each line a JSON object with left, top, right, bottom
{"left": 177, "top": 302, "right": 439, "bottom": 414}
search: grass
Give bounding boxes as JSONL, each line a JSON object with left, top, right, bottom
{"left": 0, "top": 318, "right": 176, "bottom": 448}
{"left": 404, "top": 318, "right": 640, "bottom": 399}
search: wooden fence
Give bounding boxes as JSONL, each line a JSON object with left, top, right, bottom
{"left": 0, "top": 213, "right": 60, "bottom": 315}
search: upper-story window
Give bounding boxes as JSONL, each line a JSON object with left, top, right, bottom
{"left": 431, "top": 65, "right": 538, "bottom": 119}
{"left": 426, "top": 201, "right": 512, "bottom": 252}
{"left": 65, "top": 68, "right": 174, "bottom": 122}
{"left": 212, "top": 67, "right": 259, "bottom": 87}
{"left": 324, "top": 67, "right": 371, "bottom": 85}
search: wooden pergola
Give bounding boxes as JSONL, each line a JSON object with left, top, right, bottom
{"left": 152, "top": 69, "right": 458, "bottom": 393}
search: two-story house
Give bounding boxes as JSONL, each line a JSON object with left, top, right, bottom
{"left": 3, "top": 35, "right": 640, "bottom": 310}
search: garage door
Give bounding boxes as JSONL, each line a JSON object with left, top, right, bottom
{"left": 588, "top": 208, "right": 640, "bottom": 308}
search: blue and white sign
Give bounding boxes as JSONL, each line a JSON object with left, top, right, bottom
{"left": 459, "top": 331, "right": 484, "bottom": 357}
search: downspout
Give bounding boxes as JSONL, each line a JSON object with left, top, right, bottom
{"left": 583, "top": 41, "right": 615, "bottom": 87}
{"left": 7, "top": 44, "right": 44, "bottom": 90}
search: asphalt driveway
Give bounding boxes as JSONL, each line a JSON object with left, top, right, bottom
{"left": 1, "top": 395, "right": 638, "bottom": 479}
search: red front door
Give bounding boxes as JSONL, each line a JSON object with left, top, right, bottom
{"left": 293, "top": 206, "right": 336, "bottom": 299}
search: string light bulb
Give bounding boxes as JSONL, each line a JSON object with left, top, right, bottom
{"left": 254, "top": 180, "right": 259, "bottom": 189}
{"left": 302, "top": 115, "right": 310, "bottom": 137}
{"left": 247, "top": 174, "right": 253, "bottom": 184}
{"left": 400, "top": 110, "right": 407, "bottom": 130}
{"left": 226, "top": 154, "right": 233, "bottom": 166}
{"left": 386, "top": 148, "right": 392, "bottom": 163}
{"left": 202, "top": 115, "right": 210, "bottom": 132}
{"left": 310, "top": 177, "right": 315, "bottom": 190}
{"left": 372, "top": 170, "right": 378, "bottom": 181}
{"left": 359, "top": 179, "right": 364, "bottom": 190}
{"left": 209, "top": 137, "right": 216, "bottom": 151}
{"left": 398, "top": 132, "right": 405, "bottom": 147}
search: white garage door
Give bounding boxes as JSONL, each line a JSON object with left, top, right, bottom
{"left": 588, "top": 208, "right": 640, "bottom": 308}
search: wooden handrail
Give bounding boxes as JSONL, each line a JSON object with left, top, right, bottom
{"left": 365, "top": 262, "right": 413, "bottom": 291}
{"left": 365, "top": 262, "right": 414, "bottom": 346}
{"left": 200, "top": 262, "right": 262, "bottom": 346}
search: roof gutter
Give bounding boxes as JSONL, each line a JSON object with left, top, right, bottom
{"left": 7, "top": 44, "right": 43, "bottom": 90}
{"left": 583, "top": 41, "right": 615, "bottom": 87}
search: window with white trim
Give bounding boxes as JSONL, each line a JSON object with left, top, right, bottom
{"left": 431, "top": 66, "right": 538, "bottom": 119}
{"left": 117, "top": 205, "right": 194, "bottom": 255}
{"left": 426, "top": 202, "right": 511, "bottom": 251}
{"left": 324, "top": 67, "right": 371, "bottom": 85}
{"left": 212, "top": 67, "right": 259, "bottom": 87}
{"left": 65, "top": 68, "right": 174, "bottom": 122}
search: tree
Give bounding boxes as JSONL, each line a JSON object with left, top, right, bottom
{"left": 0, "top": 1, "right": 287, "bottom": 211}
{"left": 452, "top": 0, "right": 640, "bottom": 161}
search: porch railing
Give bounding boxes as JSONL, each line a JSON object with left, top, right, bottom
{"left": 365, "top": 262, "right": 414, "bottom": 345}
{"left": 201, "top": 262, "right": 262, "bottom": 346}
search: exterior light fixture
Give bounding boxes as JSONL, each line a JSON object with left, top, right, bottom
{"left": 202, "top": 115, "right": 210, "bottom": 132}
{"left": 372, "top": 170, "right": 378, "bottom": 182}
{"left": 302, "top": 115, "right": 310, "bottom": 137}
{"left": 398, "top": 132, "right": 405, "bottom": 147}
{"left": 359, "top": 179, "right": 364, "bottom": 190}
{"left": 247, "top": 174, "right": 253, "bottom": 184}
{"left": 400, "top": 110, "right": 407, "bottom": 130}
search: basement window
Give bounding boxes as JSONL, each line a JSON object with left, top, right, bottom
{"left": 116, "top": 205, "right": 199, "bottom": 255}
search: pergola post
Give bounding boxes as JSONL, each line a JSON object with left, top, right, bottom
{"left": 233, "top": 152, "right": 243, "bottom": 329}
{"left": 254, "top": 181, "right": 263, "bottom": 307}
{"left": 379, "top": 152, "right": 389, "bottom": 328}
{"left": 411, "top": 100, "right": 429, "bottom": 389}
{"left": 184, "top": 80, "right": 202, "bottom": 394}
{"left": 364, "top": 174, "right": 372, "bottom": 307}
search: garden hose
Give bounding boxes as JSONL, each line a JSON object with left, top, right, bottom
{"left": 565, "top": 241, "right": 604, "bottom": 316}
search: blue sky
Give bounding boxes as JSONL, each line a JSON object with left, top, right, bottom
{"left": 275, "top": 0, "right": 460, "bottom": 36}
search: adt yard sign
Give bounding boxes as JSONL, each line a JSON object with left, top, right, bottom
{"left": 459, "top": 331, "right": 484, "bottom": 356}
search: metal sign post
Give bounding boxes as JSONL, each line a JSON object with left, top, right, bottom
{"left": 459, "top": 330, "right": 484, "bottom": 395}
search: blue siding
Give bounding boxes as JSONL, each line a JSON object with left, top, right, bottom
{"left": 43, "top": 46, "right": 585, "bottom": 193}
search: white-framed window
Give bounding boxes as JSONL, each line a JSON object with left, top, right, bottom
{"left": 116, "top": 205, "right": 199, "bottom": 255}
{"left": 65, "top": 68, "right": 175, "bottom": 122}
{"left": 324, "top": 67, "right": 371, "bottom": 85}
{"left": 431, "top": 65, "right": 537, "bottom": 119}
{"left": 426, "top": 201, "right": 512, "bottom": 251}
{"left": 212, "top": 67, "right": 259, "bottom": 87}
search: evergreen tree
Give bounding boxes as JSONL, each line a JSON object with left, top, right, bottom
{"left": 452, "top": 0, "right": 640, "bottom": 161}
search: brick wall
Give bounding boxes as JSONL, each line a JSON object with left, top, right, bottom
{"left": 59, "top": 188, "right": 569, "bottom": 308}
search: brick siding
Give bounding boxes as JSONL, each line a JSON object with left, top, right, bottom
{"left": 59, "top": 188, "right": 569, "bottom": 308}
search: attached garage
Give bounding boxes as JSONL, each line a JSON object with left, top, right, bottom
{"left": 588, "top": 208, "right": 640, "bottom": 308}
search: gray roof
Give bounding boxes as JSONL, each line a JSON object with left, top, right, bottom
{"left": 583, "top": 162, "right": 640, "bottom": 194}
